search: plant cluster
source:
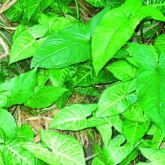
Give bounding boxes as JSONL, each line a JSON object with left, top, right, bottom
{"left": 0, "top": 0, "right": 165, "bottom": 164}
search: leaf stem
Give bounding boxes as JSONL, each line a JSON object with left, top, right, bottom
{"left": 74, "top": 0, "right": 80, "bottom": 19}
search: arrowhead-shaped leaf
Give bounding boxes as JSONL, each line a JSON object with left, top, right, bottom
{"left": 92, "top": 1, "right": 165, "bottom": 74}
{"left": 96, "top": 81, "right": 137, "bottom": 117}
{"left": 31, "top": 24, "right": 91, "bottom": 69}
{"left": 50, "top": 104, "right": 103, "bottom": 130}
{"left": 129, "top": 43, "right": 165, "bottom": 134}
{"left": 23, "top": 130, "right": 86, "bottom": 165}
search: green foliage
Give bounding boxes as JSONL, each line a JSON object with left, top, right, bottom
{"left": 1, "top": 0, "right": 165, "bottom": 164}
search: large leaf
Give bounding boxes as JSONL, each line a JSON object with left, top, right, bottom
{"left": 25, "top": 86, "right": 67, "bottom": 108}
{"left": 102, "top": 134, "right": 134, "bottom": 164}
{"left": 31, "top": 24, "right": 91, "bottom": 69}
{"left": 23, "top": 130, "right": 86, "bottom": 165}
{"left": 123, "top": 119, "right": 150, "bottom": 145}
{"left": 139, "top": 147, "right": 165, "bottom": 165}
{"left": 1, "top": 139, "right": 42, "bottom": 165}
{"left": 96, "top": 81, "right": 137, "bottom": 117}
{"left": 50, "top": 104, "right": 105, "bottom": 130}
{"left": 10, "top": 29, "right": 42, "bottom": 64}
{"left": 107, "top": 60, "right": 137, "bottom": 81}
{"left": 0, "top": 69, "right": 37, "bottom": 107}
{"left": 92, "top": 0, "right": 165, "bottom": 74}
{"left": 0, "top": 110, "right": 16, "bottom": 138}
{"left": 129, "top": 43, "right": 165, "bottom": 134}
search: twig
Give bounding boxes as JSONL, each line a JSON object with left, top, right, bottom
{"left": 0, "top": 0, "right": 17, "bottom": 14}
{"left": 0, "top": 36, "right": 9, "bottom": 59}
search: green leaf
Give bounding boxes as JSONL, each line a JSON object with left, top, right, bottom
{"left": 31, "top": 24, "right": 91, "bottom": 69}
{"left": 25, "top": 86, "right": 67, "bottom": 108}
{"left": 85, "top": 0, "right": 106, "bottom": 7}
{"left": 72, "top": 62, "right": 115, "bottom": 87}
{"left": 1, "top": 139, "right": 42, "bottom": 165}
{"left": 75, "top": 87, "right": 100, "bottom": 97}
{"left": 107, "top": 60, "right": 137, "bottom": 81}
{"left": 92, "top": 141, "right": 106, "bottom": 165}
{"left": 123, "top": 119, "right": 150, "bottom": 145}
{"left": 154, "top": 34, "right": 165, "bottom": 53}
{"left": 0, "top": 153, "right": 4, "bottom": 165}
{"left": 139, "top": 147, "right": 165, "bottom": 164}
{"left": 129, "top": 43, "right": 165, "bottom": 134}
{"left": 144, "top": 0, "right": 165, "bottom": 13}
{"left": 50, "top": 104, "right": 102, "bottom": 130}
{"left": 96, "top": 81, "right": 137, "bottom": 117}
{"left": 49, "top": 66, "right": 77, "bottom": 87}
{"left": 147, "top": 124, "right": 164, "bottom": 149}
{"left": 102, "top": 134, "right": 134, "bottom": 164}
{"left": 0, "top": 110, "right": 16, "bottom": 138}
{"left": 38, "top": 14, "right": 77, "bottom": 34}
{"left": 16, "top": 124, "right": 34, "bottom": 142}
{"left": 96, "top": 115, "right": 123, "bottom": 145}
{"left": 3, "top": 0, "right": 23, "bottom": 22}
{"left": 27, "top": 0, "right": 42, "bottom": 20}
{"left": 122, "top": 103, "right": 148, "bottom": 122}
{"left": 10, "top": 30, "right": 42, "bottom": 64}
{"left": 23, "top": 130, "right": 86, "bottom": 165}
{"left": 92, "top": 1, "right": 165, "bottom": 74}
{"left": 0, "top": 69, "right": 37, "bottom": 107}
{"left": 120, "top": 149, "right": 139, "bottom": 165}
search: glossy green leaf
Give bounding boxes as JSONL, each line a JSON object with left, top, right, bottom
{"left": 10, "top": 30, "right": 42, "bottom": 64}
{"left": 96, "top": 81, "right": 137, "bottom": 117}
{"left": 139, "top": 147, "right": 165, "bottom": 165}
{"left": 31, "top": 24, "right": 91, "bottom": 69}
{"left": 23, "top": 130, "right": 86, "bottom": 165}
{"left": 92, "top": 1, "right": 165, "bottom": 74}
{"left": 25, "top": 86, "right": 67, "bottom": 108}
{"left": 107, "top": 60, "right": 137, "bottom": 81}
{"left": 0, "top": 153, "right": 4, "bottom": 165}
{"left": 129, "top": 43, "right": 165, "bottom": 134}
{"left": 123, "top": 119, "right": 150, "bottom": 145}
{"left": 50, "top": 104, "right": 103, "bottom": 130}
{"left": 0, "top": 110, "right": 16, "bottom": 138}
{"left": 1, "top": 139, "right": 42, "bottom": 165}
{"left": 0, "top": 69, "right": 37, "bottom": 107}
{"left": 102, "top": 134, "right": 134, "bottom": 164}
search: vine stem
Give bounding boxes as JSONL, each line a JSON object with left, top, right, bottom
{"left": 74, "top": 0, "right": 80, "bottom": 19}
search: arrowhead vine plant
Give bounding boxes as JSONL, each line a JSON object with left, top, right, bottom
{"left": 0, "top": 0, "right": 165, "bottom": 164}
